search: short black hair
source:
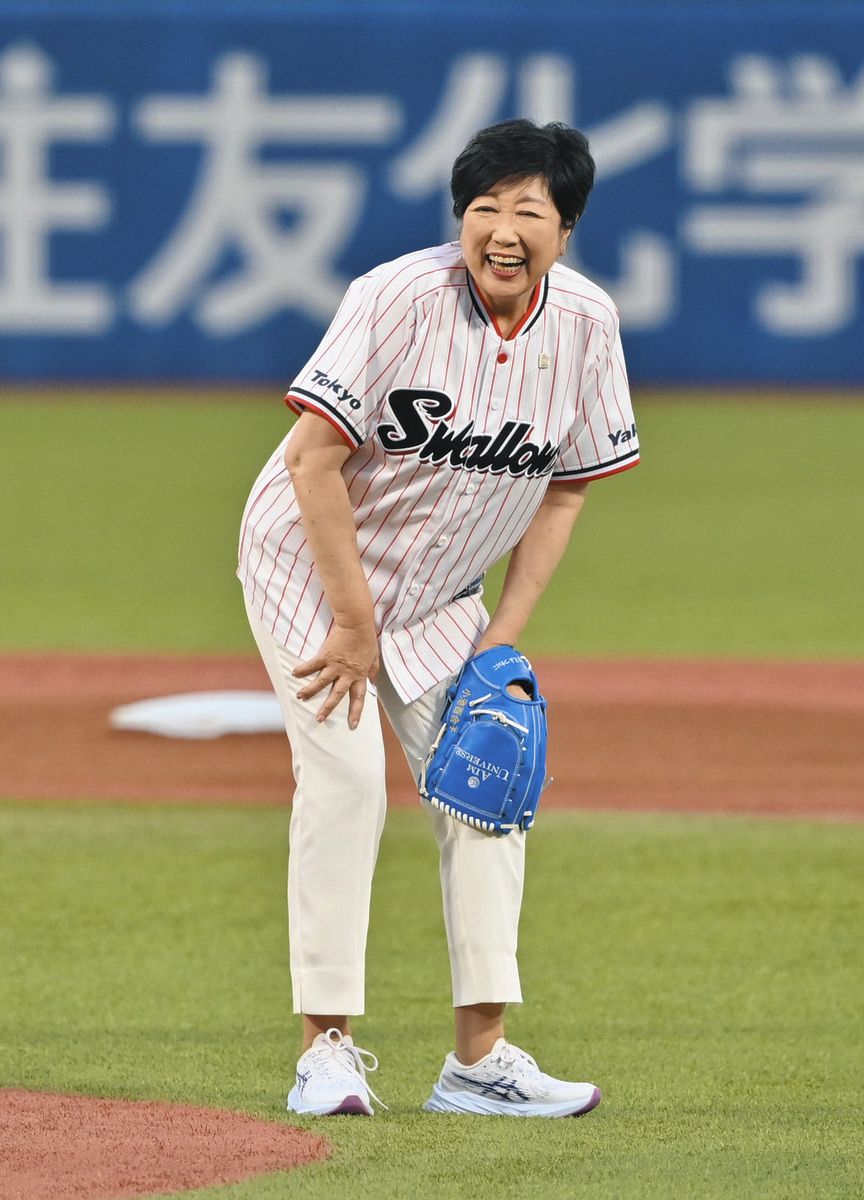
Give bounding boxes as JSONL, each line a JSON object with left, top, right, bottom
{"left": 451, "top": 118, "right": 595, "bottom": 230}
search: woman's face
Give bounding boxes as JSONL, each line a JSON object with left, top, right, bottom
{"left": 459, "top": 174, "right": 571, "bottom": 321}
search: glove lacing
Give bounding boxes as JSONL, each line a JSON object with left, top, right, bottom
{"left": 314, "top": 1027, "right": 388, "bottom": 1110}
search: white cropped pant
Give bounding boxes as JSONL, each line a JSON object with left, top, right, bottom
{"left": 246, "top": 601, "right": 526, "bottom": 1015}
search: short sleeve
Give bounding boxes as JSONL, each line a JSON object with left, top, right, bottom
{"left": 285, "top": 270, "right": 415, "bottom": 448}
{"left": 553, "top": 310, "right": 640, "bottom": 481}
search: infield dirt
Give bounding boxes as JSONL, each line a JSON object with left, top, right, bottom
{"left": 2, "top": 653, "right": 862, "bottom": 819}
{"left": 2, "top": 651, "right": 862, "bottom": 1197}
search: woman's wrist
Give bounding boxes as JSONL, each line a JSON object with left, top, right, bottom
{"left": 476, "top": 626, "right": 522, "bottom": 652}
{"left": 329, "top": 604, "right": 376, "bottom": 633}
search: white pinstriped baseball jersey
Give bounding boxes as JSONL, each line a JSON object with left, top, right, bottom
{"left": 238, "top": 242, "right": 638, "bottom": 703}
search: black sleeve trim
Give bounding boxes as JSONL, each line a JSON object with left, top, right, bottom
{"left": 287, "top": 388, "right": 364, "bottom": 448}
{"left": 551, "top": 447, "right": 640, "bottom": 480}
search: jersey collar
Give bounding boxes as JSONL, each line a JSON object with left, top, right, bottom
{"left": 466, "top": 271, "right": 549, "bottom": 340}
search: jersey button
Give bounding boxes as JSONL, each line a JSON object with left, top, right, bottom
{"left": 491, "top": 399, "right": 502, "bottom": 410}
{"left": 408, "top": 584, "right": 419, "bottom": 596}
{"left": 436, "top": 535, "right": 448, "bottom": 547}
{"left": 497, "top": 352, "right": 509, "bottom": 364}
{"left": 466, "top": 482, "right": 477, "bottom": 494}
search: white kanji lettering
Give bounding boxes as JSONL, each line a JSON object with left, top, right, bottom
{"left": 580, "top": 99, "right": 675, "bottom": 328}
{"left": 0, "top": 44, "right": 115, "bottom": 333}
{"left": 683, "top": 55, "right": 864, "bottom": 335}
{"left": 389, "top": 53, "right": 674, "bottom": 328}
{"left": 389, "top": 53, "right": 509, "bottom": 219}
{"left": 128, "top": 53, "right": 403, "bottom": 333}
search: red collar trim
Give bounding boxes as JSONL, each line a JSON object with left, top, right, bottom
{"left": 471, "top": 278, "right": 543, "bottom": 341}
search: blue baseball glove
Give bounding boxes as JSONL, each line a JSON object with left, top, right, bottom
{"left": 418, "top": 645, "right": 549, "bottom": 835}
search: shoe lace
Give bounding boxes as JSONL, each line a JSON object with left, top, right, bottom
{"left": 316, "top": 1027, "right": 388, "bottom": 1110}
{"left": 492, "top": 1042, "right": 542, "bottom": 1080}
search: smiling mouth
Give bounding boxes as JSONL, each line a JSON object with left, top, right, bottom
{"left": 486, "top": 254, "right": 526, "bottom": 276}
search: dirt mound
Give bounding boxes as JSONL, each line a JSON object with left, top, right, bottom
{"left": 0, "top": 1089, "right": 329, "bottom": 1200}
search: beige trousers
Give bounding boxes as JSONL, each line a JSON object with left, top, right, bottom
{"left": 245, "top": 601, "right": 526, "bottom": 1015}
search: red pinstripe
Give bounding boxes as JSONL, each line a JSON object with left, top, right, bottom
{"left": 237, "top": 247, "right": 638, "bottom": 704}
{"left": 386, "top": 633, "right": 426, "bottom": 696}
{"left": 271, "top": 558, "right": 314, "bottom": 639}
{"left": 297, "top": 588, "right": 328, "bottom": 657}
{"left": 443, "top": 289, "right": 458, "bottom": 384}
{"left": 362, "top": 464, "right": 431, "bottom": 588}
{"left": 545, "top": 302, "right": 603, "bottom": 331}
{"left": 595, "top": 343, "right": 615, "bottom": 441}
{"left": 607, "top": 332, "right": 629, "bottom": 429}
{"left": 439, "top": 604, "right": 474, "bottom": 649}
{"left": 371, "top": 476, "right": 445, "bottom": 621}
{"left": 362, "top": 339, "right": 410, "bottom": 403}
{"left": 407, "top": 302, "right": 439, "bottom": 386}
{"left": 245, "top": 479, "right": 296, "bottom": 605}
{"left": 414, "top": 612, "right": 453, "bottom": 674}
{"left": 586, "top": 363, "right": 602, "bottom": 459}
{"left": 238, "top": 455, "right": 288, "bottom": 589}
{"left": 259, "top": 507, "right": 307, "bottom": 617}
{"left": 480, "top": 480, "right": 546, "bottom": 577}
{"left": 432, "top": 606, "right": 464, "bottom": 657}
{"left": 547, "top": 284, "right": 618, "bottom": 326}
{"left": 573, "top": 324, "right": 596, "bottom": 422}
{"left": 557, "top": 322, "right": 580, "bottom": 439}
{"left": 400, "top": 501, "right": 496, "bottom": 628}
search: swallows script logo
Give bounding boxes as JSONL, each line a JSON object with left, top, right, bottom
{"left": 376, "top": 389, "right": 559, "bottom": 479}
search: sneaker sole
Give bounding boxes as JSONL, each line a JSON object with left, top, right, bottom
{"left": 287, "top": 1091, "right": 374, "bottom": 1117}
{"left": 422, "top": 1084, "right": 601, "bottom": 1118}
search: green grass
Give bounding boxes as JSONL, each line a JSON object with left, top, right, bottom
{"left": 2, "top": 387, "right": 861, "bottom": 1198}
{"left": 516, "top": 392, "right": 864, "bottom": 657}
{"left": 1, "top": 802, "right": 862, "bottom": 1199}
{"left": 2, "top": 389, "right": 863, "bottom": 657}
{"left": 1, "top": 389, "right": 288, "bottom": 652}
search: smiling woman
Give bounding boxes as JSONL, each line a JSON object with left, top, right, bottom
{"left": 236, "top": 116, "right": 639, "bottom": 1122}
{"left": 459, "top": 176, "right": 569, "bottom": 337}
{"left": 452, "top": 120, "right": 594, "bottom": 336}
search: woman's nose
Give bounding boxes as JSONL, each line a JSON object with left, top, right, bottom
{"left": 490, "top": 216, "right": 518, "bottom": 244}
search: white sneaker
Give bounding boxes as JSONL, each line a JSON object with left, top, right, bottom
{"left": 423, "top": 1037, "right": 601, "bottom": 1118}
{"left": 286, "top": 1027, "right": 386, "bottom": 1116}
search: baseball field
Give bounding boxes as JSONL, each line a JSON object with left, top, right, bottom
{"left": 1, "top": 390, "right": 863, "bottom": 1199}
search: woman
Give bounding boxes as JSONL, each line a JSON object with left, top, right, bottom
{"left": 238, "top": 118, "right": 639, "bottom": 1117}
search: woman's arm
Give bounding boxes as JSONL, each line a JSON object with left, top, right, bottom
{"left": 283, "top": 413, "right": 379, "bottom": 729}
{"left": 476, "top": 481, "right": 589, "bottom": 653}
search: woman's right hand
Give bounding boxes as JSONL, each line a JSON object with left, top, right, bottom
{"left": 292, "top": 621, "right": 380, "bottom": 729}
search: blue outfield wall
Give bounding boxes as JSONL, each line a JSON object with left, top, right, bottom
{"left": 1, "top": 2, "right": 863, "bottom": 384}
